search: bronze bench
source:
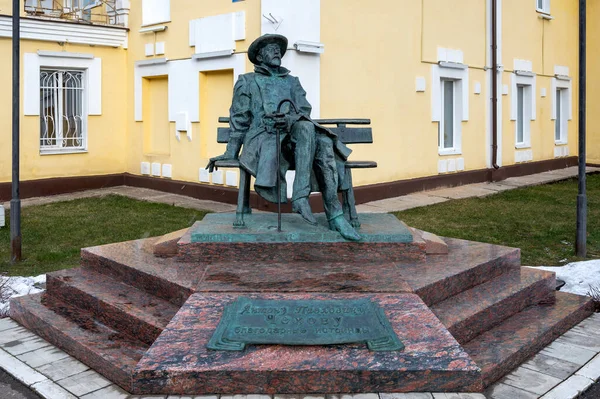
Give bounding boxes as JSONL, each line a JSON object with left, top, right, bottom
{"left": 213, "top": 117, "right": 377, "bottom": 227}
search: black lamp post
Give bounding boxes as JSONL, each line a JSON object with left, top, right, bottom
{"left": 576, "top": 0, "right": 587, "bottom": 258}
{"left": 11, "top": 0, "right": 21, "bottom": 263}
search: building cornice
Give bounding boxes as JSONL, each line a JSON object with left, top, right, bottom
{"left": 0, "top": 15, "right": 128, "bottom": 48}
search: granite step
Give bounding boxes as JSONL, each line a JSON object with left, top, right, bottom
{"left": 47, "top": 268, "right": 180, "bottom": 345}
{"left": 463, "top": 291, "right": 594, "bottom": 387}
{"left": 10, "top": 293, "right": 148, "bottom": 392}
{"left": 432, "top": 267, "right": 556, "bottom": 344}
{"left": 399, "top": 238, "right": 521, "bottom": 306}
{"left": 81, "top": 239, "right": 202, "bottom": 307}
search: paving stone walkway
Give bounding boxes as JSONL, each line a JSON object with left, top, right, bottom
{"left": 1, "top": 165, "right": 600, "bottom": 398}
{"left": 0, "top": 314, "right": 599, "bottom": 399}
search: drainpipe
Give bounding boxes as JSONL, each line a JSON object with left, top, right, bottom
{"left": 11, "top": 0, "right": 22, "bottom": 263}
{"left": 491, "top": 0, "right": 500, "bottom": 169}
{"left": 576, "top": 0, "right": 587, "bottom": 257}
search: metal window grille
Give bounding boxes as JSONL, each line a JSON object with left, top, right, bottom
{"left": 40, "top": 70, "right": 86, "bottom": 151}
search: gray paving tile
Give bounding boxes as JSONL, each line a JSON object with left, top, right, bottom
{"left": 1, "top": 335, "right": 52, "bottom": 356}
{"left": 539, "top": 374, "right": 594, "bottom": 399}
{"left": 0, "top": 348, "right": 48, "bottom": 386}
{"left": 0, "top": 326, "right": 36, "bottom": 345}
{"left": 275, "top": 395, "right": 325, "bottom": 399}
{"left": 57, "top": 369, "right": 112, "bottom": 397}
{"left": 431, "top": 394, "right": 486, "bottom": 399}
{"left": 81, "top": 384, "right": 130, "bottom": 398}
{"left": 556, "top": 330, "right": 600, "bottom": 351}
{"left": 355, "top": 204, "right": 388, "bottom": 213}
{"left": 520, "top": 352, "right": 582, "bottom": 380}
{"left": 427, "top": 186, "right": 497, "bottom": 199}
{"left": 328, "top": 395, "right": 379, "bottom": 399}
{"left": 540, "top": 340, "right": 597, "bottom": 365}
{"left": 501, "top": 367, "right": 562, "bottom": 395}
{"left": 38, "top": 356, "right": 89, "bottom": 381}
{"left": 484, "top": 383, "right": 539, "bottom": 399}
{"left": 17, "top": 345, "right": 69, "bottom": 368}
{"left": 380, "top": 394, "right": 433, "bottom": 399}
{"left": 575, "top": 353, "right": 600, "bottom": 381}
{"left": 0, "top": 318, "right": 20, "bottom": 332}
{"left": 31, "top": 379, "right": 77, "bottom": 399}
{"left": 167, "top": 396, "right": 219, "bottom": 399}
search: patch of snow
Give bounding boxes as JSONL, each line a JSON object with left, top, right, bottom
{"left": 0, "top": 274, "right": 46, "bottom": 317}
{"left": 532, "top": 260, "right": 600, "bottom": 296}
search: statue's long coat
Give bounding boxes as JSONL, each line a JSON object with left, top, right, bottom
{"left": 229, "top": 65, "right": 351, "bottom": 203}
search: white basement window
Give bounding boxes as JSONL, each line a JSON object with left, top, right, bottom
{"left": 40, "top": 70, "right": 87, "bottom": 154}
{"left": 142, "top": 0, "right": 170, "bottom": 26}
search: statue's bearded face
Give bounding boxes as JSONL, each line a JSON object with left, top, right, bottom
{"left": 257, "top": 43, "right": 282, "bottom": 68}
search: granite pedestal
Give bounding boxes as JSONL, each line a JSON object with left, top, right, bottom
{"left": 9, "top": 212, "right": 594, "bottom": 395}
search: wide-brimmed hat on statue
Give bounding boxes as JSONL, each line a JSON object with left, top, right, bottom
{"left": 248, "top": 34, "right": 288, "bottom": 65}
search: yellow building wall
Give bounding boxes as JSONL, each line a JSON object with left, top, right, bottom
{"left": 125, "top": 0, "right": 261, "bottom": 183}
{"left": 321, "top": 0, "right": 488, "bottom": 186}
{"left": 143, "top": 76, "right": 171, "bottom": 155}
{"left": 587, "top": 1, "right": 600, "bottom": 164}
{"left": 501, "top": 0, "right": 579, "bottom": 166}
{"left": 1, "top": 0, "right": 593, "bottom": 189}
{"left": 0, "top": 39, "right": 128, "bottom": 183}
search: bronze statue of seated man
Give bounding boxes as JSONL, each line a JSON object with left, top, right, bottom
{"left": 207, "top": 34, "right": 360, "bottom": 241}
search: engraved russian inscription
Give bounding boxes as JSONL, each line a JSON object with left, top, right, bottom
{"left": 207, "top": 297, "right": 404, "bottom": 352}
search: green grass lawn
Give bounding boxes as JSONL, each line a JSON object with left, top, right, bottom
{"left": 1, "top": 175, "right": 597, "bottom": 276}
{"left": 0, "top": 195, "right": 206, "bottom": 277}
{"left": 394, "top": 174, "right": 600, "bottom": 266}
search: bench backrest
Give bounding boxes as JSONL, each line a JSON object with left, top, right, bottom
{"left": 217, "top": 117, "right": 372, "bottom": 144}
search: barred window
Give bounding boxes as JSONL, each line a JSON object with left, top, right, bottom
{"left": 40, "top": 70, "right": 86, "bottom": 153}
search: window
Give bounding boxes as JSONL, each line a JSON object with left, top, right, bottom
{"left": 552, "top": 72, "right": 571, "bottom": 145}
{"left": 555, "top": 88, "right": 567, "bottom": 143}
{"left": 432, "top": 59, "right": 468, "bottom": 156}
{"left": 537, "top": 0, "right": 550, "bottom": 14}
{"left": 510, "top": 66, "right": 536, "bottom": 148}
{"left": 516, "top": 86, "right": 525, "bottom": 144}
{"left": 439, "top": 80, "right": 455, "bottom": 150}
{"left": 40, "top": 70, "right": 86, "bottom": 152}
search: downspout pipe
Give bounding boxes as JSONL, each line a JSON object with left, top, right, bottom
{"left": 576, "top": 0, "right": 587, "bottom": 257}
{"left": 491, "top": 0, "right": 500, "bottom": 169}
{"left": 11, "top": 0, "right": 21, "bottom": 263}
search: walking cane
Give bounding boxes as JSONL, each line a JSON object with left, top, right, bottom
{"left": 271, "top": 99, "right": 300, "bottom": 232}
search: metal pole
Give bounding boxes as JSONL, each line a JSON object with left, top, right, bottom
{"left": 576, "top": 0, "right": 587, "bottom": 258}
{"left": 11, "top": 0, "right": 22, "bottom": 263}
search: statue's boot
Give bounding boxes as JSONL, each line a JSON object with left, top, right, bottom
{"left": 329, "top": 215, "right": 362, "bottom": 242}
{"left": 292, "top": 198, "right": 317, "bottom": 225}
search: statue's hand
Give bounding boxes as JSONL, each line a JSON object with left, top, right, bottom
{"left": 264, "top": 113, "right": 291, "bottom": 133}
{"left": 206, "top": 153, "right": 235, "bottom": 173}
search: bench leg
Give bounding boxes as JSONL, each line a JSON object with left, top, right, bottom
{"left": 242, "top": 170, "right": 251, "bottom": 215}
{"left": 342, "top": 169, "right": 360, "bottom": 228}
{"left": 234, "top": 169, "right": 250, "bottom": 228}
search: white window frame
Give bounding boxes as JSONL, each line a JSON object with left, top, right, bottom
{"left": 510, "top": 71, "right": 536, "bottom": 148}
{"left": 432, "top": 63, "right": 468, "bottom": 156}
{"left": 39, "top": 69, "right": 88, "bottom": 154}
{"left": 536, "top": 0, "right": 550, "bottom": 14}
{"left": 554, "top": 87, "right": 568, "bottom": 144}
{"left": 142, "top": 0, "right": 170, "bottom": 27}
{"left": 439, "top": 79, "right": 457, "bottom": 153}
{"left": 551, "top": 74, "right": 572, "bottom": 145}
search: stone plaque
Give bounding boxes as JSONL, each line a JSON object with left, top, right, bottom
{"left": 207, "top": 297, "right": 404, "bottom": 352}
